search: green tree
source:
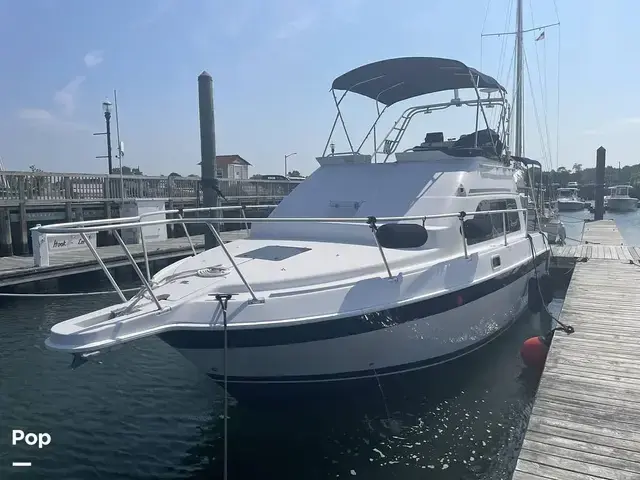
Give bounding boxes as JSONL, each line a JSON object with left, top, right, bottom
{"left": 112, "top": 165, "right": 143, "bottom": 175}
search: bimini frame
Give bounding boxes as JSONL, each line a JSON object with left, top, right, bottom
{"left": 321, "top": 56, "right": 511, "bottom": 163}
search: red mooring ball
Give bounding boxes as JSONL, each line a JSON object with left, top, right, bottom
{"left": 520, "top": 336, "right": 549, "bottom": 369}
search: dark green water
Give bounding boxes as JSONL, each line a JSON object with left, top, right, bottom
{"left": 0, "top": 209, "right": 638, "bottom": 480}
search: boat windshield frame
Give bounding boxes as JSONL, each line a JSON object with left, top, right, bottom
{"left": 557, "top": 188, "right": 578, "bottom": 198}
{"left": 322, "top": 57, "right": 511, "bottom": 163}
{"left": 612, "top": 185, "right": 632, "bottom": 196}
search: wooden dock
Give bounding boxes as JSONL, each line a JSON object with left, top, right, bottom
{"left": 0, "top": 169, "right": 291, "bottom": 256}
{"left": 0, "top": 230, "right": 249, "bottom": 288}
{"left": 513, "top": 219, "right": 640, "bottom": 479}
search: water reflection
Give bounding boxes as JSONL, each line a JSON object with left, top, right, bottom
{"left": 174, "top": 310, "right": 553, "bottom": 480}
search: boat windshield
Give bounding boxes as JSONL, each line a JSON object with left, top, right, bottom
{"left": 557, "top": 188, "right": 576, "bottom": 198}
{"left": 613, "top": 186, "right": 630, "bottom": 196}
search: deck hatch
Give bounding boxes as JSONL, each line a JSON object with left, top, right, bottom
{"left": 236, "top": 245, "right": 311, "bottom": 262}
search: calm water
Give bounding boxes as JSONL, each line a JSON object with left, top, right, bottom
{"left": 1, "top": 209, "right": 639, "bottom": 480}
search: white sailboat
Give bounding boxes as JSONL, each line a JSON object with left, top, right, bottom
{"left": 496, "top": 0, "right": 565, "bottom": 243}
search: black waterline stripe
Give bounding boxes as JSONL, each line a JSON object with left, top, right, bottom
{"left": 207, "top": 311, "right": 520, "bottom": 383}
{"left": 158, "top": 250, "right": 549, "bottom": 350}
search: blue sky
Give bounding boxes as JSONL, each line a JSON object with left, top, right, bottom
{"left": 1, "top": 0, "right": 639, "bottom": 177}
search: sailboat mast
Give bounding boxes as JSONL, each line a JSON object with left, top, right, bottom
{"left": 514, "top": 0, "right": 524, "bottom": 157}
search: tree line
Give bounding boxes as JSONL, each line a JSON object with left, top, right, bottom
{"left": 526, "top": 162, "right": 640, "bottom": 199}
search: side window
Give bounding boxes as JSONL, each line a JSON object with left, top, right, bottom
{"left": 464, "top": 198, "right": 521, "bottom": 245}
{"left": 505, "top": 198, "right": 521, "bottom": 233}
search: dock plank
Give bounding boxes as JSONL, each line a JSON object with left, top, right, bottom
{"left": 581, "top": 219, "right": 625, "bottom": 245}
{"left": 512, "top": 253, "right": 640, "bottom": 479}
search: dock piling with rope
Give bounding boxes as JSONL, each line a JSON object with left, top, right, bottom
{"left": 513, "top": 218, "right": 640, "bottom": 479}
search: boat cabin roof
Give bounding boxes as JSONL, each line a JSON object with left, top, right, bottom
{"left": 331, "top": 57, "right": 506, "bottom": 106}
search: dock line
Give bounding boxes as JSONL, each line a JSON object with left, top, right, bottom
{"left": 0, "top": 287, "right": 141, "bottom": 298}
{"left": 214, "top": 293, "right": 233, "bottom": 480}
{"left": 527, "top": 233, "right": 575, "bottom": 336}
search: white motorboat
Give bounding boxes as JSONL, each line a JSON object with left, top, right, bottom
{"left": 606, "top": 185, "right": 638, "bottom": 212}
{"left": 539, "top": 215, "right": 566, "bottom": 244}
{"left": 556, "top": 187, "right": 585, "bottom": 211}
{"left": 604, "top": 186, "right": 614, "bottom": 209}
{"left": 36, "top": 56, "right": 551, "bottom": 400}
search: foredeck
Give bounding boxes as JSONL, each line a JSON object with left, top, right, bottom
{"left": 0, "top": 230, "right": 249, "bottom": 288}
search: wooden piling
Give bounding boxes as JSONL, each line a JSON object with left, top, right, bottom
{"left": 594, "top": 146, "right": 606, "bottom": 221}
{"left": 0, "top": 208, "right": 12, "bottom": 256}
{"left": 198, "top": 71, "right": 220, "bottom": 249}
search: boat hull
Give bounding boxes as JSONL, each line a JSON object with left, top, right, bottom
{"left": 606, "top": 197, "right": 638, "bottom": 212}
{"left": 159, "top": 250, "right": 549, "bottom": 400}
{"left": 556, "top": 200, "right": 585, "bottom": 212}
{"left": 540, "top": 220, "right": 566, "bottom": 244}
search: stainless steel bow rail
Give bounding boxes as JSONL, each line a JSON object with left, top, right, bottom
{"left": 33, "top": 207, "right": 528, "bottom": 312}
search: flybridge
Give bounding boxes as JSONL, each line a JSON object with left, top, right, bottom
{"left": 321, "top": 56, "right": 511, "bottom": 164}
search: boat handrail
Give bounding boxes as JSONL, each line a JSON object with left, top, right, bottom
{"left": 32, "top": 207, "right": 528, "bottom": 312}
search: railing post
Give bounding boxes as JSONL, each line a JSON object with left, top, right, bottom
{"left": 240, "top": 206, "right": 249, "bottom": 232}
{"left": 139, "top": 225, "right": 151, "bottom": 281}
{"left": 18, "top": 175, "right": 26, "bottom": 201}
{"left": 205, "top": 222, "right": 261, "bottom": 303}
{"left": 17, "top": 176, "right": 28, "bottom": 254}
{"left": 63, "top": 177, "right": 73, "bottom": 221}
{"left": 80, "top": 232, "right": 127, "bottom": 302}
{"left": 366, "top": 217, "right": 393, "bottom": 279}
{"left": 502, "top": 211, "right": 508, "bottom": 246}
{"left": 103, "top": 175, "right": 111, "bottom": 200}
{"left": 458, "top": 212, "right": 469, "bottom": 259}
{"left": 167, "top": 177, "right": 173, "bottom": 200}
{"left": 113, "top": 230, "right": 163, "bottom": 310}
{"left": 179, "top": 213, "right": 196, "bottom": 255}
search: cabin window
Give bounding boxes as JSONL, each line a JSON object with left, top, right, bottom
{"left": 465, "top": 198, "right": 521, "bottom": 245}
